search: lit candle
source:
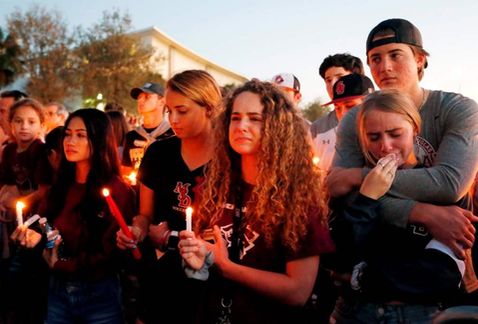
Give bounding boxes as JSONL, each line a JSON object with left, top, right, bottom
{"left": 102, "top": 188, "right": 141, "bottom": 260}
{"left": 185, "top": 207, "right": 193, "bottom": 232}
{"left": 16, "top": 201, "right": 25, "bottom": 226}
{"left": 127, "top": 171, "right": 137, "bottom": 186}
{"left": 312, "top": 156, "right": 320, "bottom": 166}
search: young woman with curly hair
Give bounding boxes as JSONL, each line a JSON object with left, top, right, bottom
{"left": 178, "top": 79, "right": 334, "bottom": 324}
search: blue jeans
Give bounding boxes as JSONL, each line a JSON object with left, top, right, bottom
{"left": 330, "top": 296, "right": 441, "bottom": 324}
{"left": 47, "top": 276, "right": 123, "bottom": 324}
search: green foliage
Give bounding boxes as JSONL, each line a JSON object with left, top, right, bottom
{"left": 0, "top": 27, "right": 22, "bottom": 87}
{"left": 75, "top": 9, "right": 164, "bottom": 114}
{"left": 220, "top": 83, "right": 238, "bottom": 100}
{"left": 7, "top": 5, "right": 77, "bottom": 102}
{"left": 5, "top": 6, "right": 164, "bottom": 112}
{"left": 301, "top": 99, "right": 331, "bottom": 122}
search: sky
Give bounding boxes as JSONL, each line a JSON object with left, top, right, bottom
{"left": 0, "top": 0, "right": 477, "bottom": 106}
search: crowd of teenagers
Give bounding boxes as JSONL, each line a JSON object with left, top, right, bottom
{"left": 0, "top": 17, "right": 477, "bottom": 324}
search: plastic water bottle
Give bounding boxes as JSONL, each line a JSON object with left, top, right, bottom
{"left": 39, "top": 217, "right": 59, "bottom": 249}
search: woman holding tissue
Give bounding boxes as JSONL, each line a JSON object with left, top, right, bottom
{"left": 178, "top": 79, "right": 334, "bottom": 324}
{"left": 329, "top": 90, "right": 469, "bottom": 323}
{"left": 14, "top": 109, "right": 136, "bottom": 323}
{"left": 116, "top": 70, "right": 223, "bottom": 323}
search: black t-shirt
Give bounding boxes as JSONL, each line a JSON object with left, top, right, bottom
{"left": 122, "top": 126, "right": 175, "bottom": 168}
{"left": 340, "top": 192, "right": 467, "bottom": 302}
{"left": 138, "top": 136, "right": 205, "bottom": 230}
{"left": 136, "top": 136, "right": 207, "bottom": 323}
{"left": 0, "top": 139, "right": 47, "bottom": 193}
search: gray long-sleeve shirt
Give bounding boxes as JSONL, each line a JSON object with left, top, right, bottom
{"left": 332, "top": 90, "right": 478, "bottom": 227}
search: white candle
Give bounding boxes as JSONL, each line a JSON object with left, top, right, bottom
{"left": 16, "top": 201, "right": 25, "bottom": 226}
{"left": 24, "top": 214, "right": 40, "bottom": 228}
{"left": 185, "top": 207, "right": 193, "bottom": 232}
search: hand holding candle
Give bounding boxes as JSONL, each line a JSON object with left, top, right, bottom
{"left": 16, "top": 201, "right": 25, "bottom": 227}
{"left": 186, "top": 207, "right": 193, "bottom": 232}
{"left": 102, "top": 188, "right": 141, "bottom": 260}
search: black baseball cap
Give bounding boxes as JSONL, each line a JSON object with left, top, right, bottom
{"left": 323, "top": 74, "right": 374, "bottom": 106}
{"left": 130, "top": 82, "right": 165, "bottom": 99}
{"left": 367, "top": 18, "right": 425, "bottom": 52}
{"left": 0, "top": 90, "right": 28, "bottom": 100}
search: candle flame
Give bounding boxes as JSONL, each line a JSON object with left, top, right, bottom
{"left": 186, "top": 207, "right": 193, "bottom": 217}
{"left": 312, "top": 156, "right": 320, "bottom": 166}
{"left": 102, "top": 188, "right": 110, "bottom": 197}
{"left": 127, "top": 171, "right": 137, "bottom": 185}
{"left": 16, "top": 201, "right": 25, "bottom": 210}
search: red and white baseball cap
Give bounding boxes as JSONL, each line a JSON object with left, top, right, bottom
{"left": 271, "top": 73, "right": 301, "bottom": 93}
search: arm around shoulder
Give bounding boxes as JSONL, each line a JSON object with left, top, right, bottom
{"left": 390, "top": 94, "right": 478, "bottom": 203}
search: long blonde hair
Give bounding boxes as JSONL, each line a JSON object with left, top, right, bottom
{"left": 166, "top": 69, "right": 222, "bottom": 117}
{"left": 196, "top": 79, "right": 328, "bottom": 252}
{"left": 357, "top": 89, "right": 421, "bottom": 165}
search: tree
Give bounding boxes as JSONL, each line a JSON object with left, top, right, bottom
{"left": 302, "top": 99, "right": 331, "bottom": 122}
{"left": 0, "top": 27, "right": 22, "bottom": 87}
{"left": 76, "top": 10, "right": 164, "bottom": 114}
{"left": 7, "top": 5, "right": 78, "bottom": 102}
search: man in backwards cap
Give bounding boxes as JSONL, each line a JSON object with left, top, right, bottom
{"left": 122, "top": 82, "right": 175, "bottom": 173}
{"left": 328, "top": 18, "right": 478, "bottom": 322}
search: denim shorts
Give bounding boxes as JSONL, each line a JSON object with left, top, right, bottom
{"left": 330, "top": 296, "right": 441, "bottom": 324}
{"left": 47, "top": 275, "right": 123, "bottom": 324}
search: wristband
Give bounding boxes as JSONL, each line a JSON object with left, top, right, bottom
{"left": 167, "top": 230, "right": 179, "bottom": 250}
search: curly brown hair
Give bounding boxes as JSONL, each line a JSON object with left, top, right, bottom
{"left": 196, "top": 79, "right": 328, "bottom": 252}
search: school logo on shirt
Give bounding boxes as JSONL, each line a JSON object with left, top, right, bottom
{"left": 408, "top": 224, "right": 429, "bottom": 236}
{"left": 174, "top": 182, "right": 192, "bottom": 208}
{"left": 415, "top": 136, "right": 436, "bottom": 167}
{"left": 129, "top": 147, "right": 145, "bottom": 170}
{"left": 220, "top": 204, "right": 259, "bottom": 260}
{"left": 220, "top": 218, "right": 259, "bottom": 259}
